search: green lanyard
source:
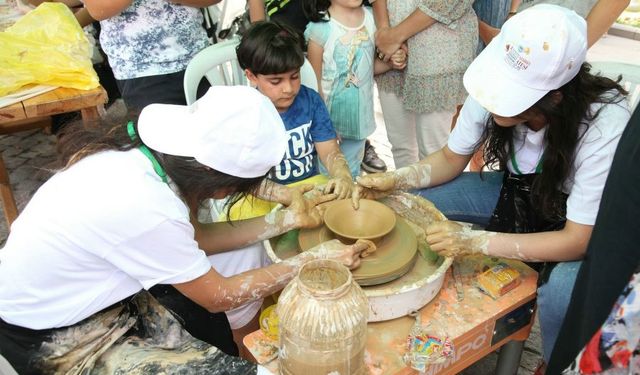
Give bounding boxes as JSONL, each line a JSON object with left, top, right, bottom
{"left": 510, "top": 150, "right": 544, "bottom": 175}
{"left": 127, "top": 121, "right": 168, "bottom": 183}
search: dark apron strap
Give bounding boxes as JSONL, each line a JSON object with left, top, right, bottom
{"left": 486, "top": 152, "right": 566, "bottom": 285}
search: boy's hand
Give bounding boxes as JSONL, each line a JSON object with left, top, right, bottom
{"left": 324, "top": 176, "right": 354, "bottom": 200}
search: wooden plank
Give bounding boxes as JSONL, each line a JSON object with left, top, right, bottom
{"left": 0, "top": 102, "right": 27, "bottom": 123}
{"left": 22, "top": 86, "right": 107, "bottom": 119}
{"left": 0, "top": 116, "right": 51, "bottom": 135}
{"left": 0, "top": 153, "right": 18, "bottom": 227}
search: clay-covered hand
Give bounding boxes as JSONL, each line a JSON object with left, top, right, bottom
{"left": 256, "top": 180, "right": 315, "bottom": 206}
{"left": 426, "top": 221, "right": 491, "bottom": 258}
{"left": 352, "top": 163, "right": 433, "bottom": 208}
{"left": 281, "top": 188, "right": 336, "bottom": 229}
{"left": 351, "top": 172, "right": 398, "bottom": 209}
{"left": 324, "top": 176, "right": 354, "bottom": 200}
{"left": 322, "top": 149, "right": 354, "bottom": 200}
{"left": 307, "top": 239, "right": 368, "bottom": 269}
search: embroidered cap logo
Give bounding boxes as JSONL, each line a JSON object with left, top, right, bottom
{"left": 504, "top": 43, "right": 531, "bottom": 71}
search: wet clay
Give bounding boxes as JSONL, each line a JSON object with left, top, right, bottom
{"left": 324, "top": 199, "right": 396, "bottom": 242}
{"left": 356, "top": 239, "right": 377, "bottom": 258}
{"left": 298, "top": 217, "right": 418, "bottom": 286}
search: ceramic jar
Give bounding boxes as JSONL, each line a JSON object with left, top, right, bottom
{"left": 277, "top": 259, "right": 369, "bottom": 375}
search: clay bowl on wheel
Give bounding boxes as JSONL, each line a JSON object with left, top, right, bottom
{"left": 323, "top": 199, "right": 396, "bottom": 244}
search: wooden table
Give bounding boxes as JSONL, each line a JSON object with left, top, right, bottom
{"left": 0, "top": 86, "right": 107, "bottom": 127}
{"left": 245, "top": 256, "right": 537, "bottom": 375}
{"left": 0, "top": 86, "right": 107, "bottom": 227}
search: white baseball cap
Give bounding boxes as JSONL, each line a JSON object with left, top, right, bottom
{"left": 137, "top": 86, "right": 287, "bottom": 178}
{"left": 463, "top": 4, "right": 587, "bottom": 117}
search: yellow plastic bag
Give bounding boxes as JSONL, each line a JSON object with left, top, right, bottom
{"left": 0, "top": 3, "right": 99, "bottom": 97}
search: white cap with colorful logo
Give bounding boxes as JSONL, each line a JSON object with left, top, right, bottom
{"left": 138, "top": 86, "right": 287, "bottom": 178}
{"left": 463, "top": 4, "right": 587, "bottom": 117}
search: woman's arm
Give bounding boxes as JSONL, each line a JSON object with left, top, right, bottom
{"left": 74, "top": 8, "right": 95, "bottom": 27}
{"left": 586, "top": 0, "right": 630, "bottom": 47}
{"left": 306, "top": 40, "right": 325, "bottom": 99}
{"left": 371, "top": 0, "right": 390, "bottom": 28}
{"left": 83, "top": 0, "right": 132, "bottom": 20}
{"left": 353, "top": 146, "right": 471, "bottom": 207}
{"left": 173, "top": 239, "right": 367, "bottom": 312}
{"left": 376, "top": 0, "right": 474, "bottom": 58}
{"left": 477, "top": 19, "right": 499, "bottom": 45}
{"left": 315, "top": 140, "right": 354, "bottom": 199}
{"left": 427, "top": 219, "right": 592, "bottom": 262}
{"left": 192, "top": 189, "right": 335, "bottom": 254}
{"left": 247, "top": 0, "right": 266, "bottom": 22}
{"left": 375, "top": 9, "right": 435, "bottom": 58}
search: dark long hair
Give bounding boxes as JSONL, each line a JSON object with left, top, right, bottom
{"left": 479, "top": 63, "right": 628, "bottom": 218}
{"left": 236, "top": 21, "right": 305, "bottom": 75}
{"left": 57, "top": 116, "right": 265, "bottom": 215}
{"left": 302, "top": 0, "right": 331, "bottom": 22}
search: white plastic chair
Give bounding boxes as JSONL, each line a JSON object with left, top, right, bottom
{"left": 590, "top": 61, "right": 640, "bottom": 111}
{"left": 184, "top": 39, "right": 318, "bottom": 105}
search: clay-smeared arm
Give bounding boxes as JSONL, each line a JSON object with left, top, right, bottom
{"left": 352, "top": 146, "right": 470, "bottom": 208}
{"left": 316, "top": 140, "right": 354, "bottom": 199}
{"left": 193, "top": 189, "right": 335, "bottom": 254}
{"left": 173, "top": 239, "right": 367, "bottom": 312}
{"left": 426, "top": 220, "right": 592, "bottom": 262}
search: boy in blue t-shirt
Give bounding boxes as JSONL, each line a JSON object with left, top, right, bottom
{"left": 236, "top": 20, "right": 354, "bottom": 202}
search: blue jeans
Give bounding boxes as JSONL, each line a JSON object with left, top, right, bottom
{"left": 414, "top": 172, "right": 580, "bottom": 361}
{"left": 414, "top": 172, "right": 503, "bottom": 227}
{"left": 538, "top": 261, "right": 581, "bottom": 362}
{"left": 319, "top": 138, "right": 366, "bottom": 178}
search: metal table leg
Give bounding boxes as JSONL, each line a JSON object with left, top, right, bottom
{"left": 495, "top": 340, "right": 525, "bottom": 375}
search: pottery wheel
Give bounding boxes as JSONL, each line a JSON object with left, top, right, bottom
{"left": 298, "top": 217, "right": 418, "bottom": 286}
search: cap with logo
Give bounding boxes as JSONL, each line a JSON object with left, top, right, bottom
{"left": 463, "top": 4, "right": 587, "bottom": 117}
{"left": 137, "top": 86, "right": 287, "bottom": 178}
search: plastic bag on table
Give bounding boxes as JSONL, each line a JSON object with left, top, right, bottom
{"left": 0, "top": 2, "right": 98, "bottom": 97}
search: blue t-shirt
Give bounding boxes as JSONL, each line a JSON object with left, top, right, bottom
{"left": 271, "top": 85, "right": 337, "bottom": 184}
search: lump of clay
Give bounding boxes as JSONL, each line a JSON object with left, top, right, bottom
{"left": 356, "top": 239, "right": 377, "bottom": 258}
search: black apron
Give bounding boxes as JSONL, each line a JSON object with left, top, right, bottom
{"left": 485, "top": 152, "right": 568, "bottom": 284}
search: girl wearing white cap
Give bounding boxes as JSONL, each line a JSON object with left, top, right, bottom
{"left": 0, "top": 86, "right": 365, "bottom": 374}
{"left": 353, "top": 4, "right": 631, "bottom": 363}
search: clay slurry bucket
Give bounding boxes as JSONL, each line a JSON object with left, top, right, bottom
{"left": 277, "top": 259, "right": 369, "bottom": 375}
{"left": 323, "top": 199, "right": 396, "bottom": 243}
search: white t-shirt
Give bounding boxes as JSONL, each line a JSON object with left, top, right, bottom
{"left": 449, "top": 95, "right": 631, "bottom": 225}
{"left": 0, "top": 150, "right": 211, "bottom": 329}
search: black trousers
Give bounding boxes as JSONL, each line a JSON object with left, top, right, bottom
{"left": 149, "top": 284, "right": 238, "bottom": 356}
{"left": 116, "top": 70, "right": 210, "bottom": 112}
